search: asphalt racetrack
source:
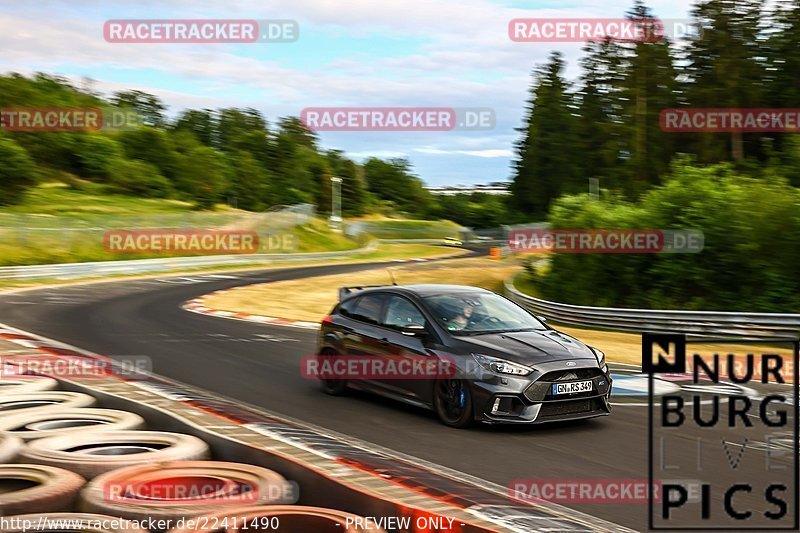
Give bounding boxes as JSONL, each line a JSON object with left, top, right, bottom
{"left": 0, "top": 260, "right": 793, "bottom": 531}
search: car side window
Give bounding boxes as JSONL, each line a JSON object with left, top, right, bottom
{"left": 350, "top": 294, "right": 387, "bottom": 325}
{"left": 338, "top": 297, "right": 358, "bottom": 318}
{"left": 383, "top": 295, "right": 426, "bottom": 329}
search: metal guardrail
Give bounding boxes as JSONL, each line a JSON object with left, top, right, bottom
{"left": 505, "top": 278, "right": 800, "bottom": 340}
{"left": 0, "top": 242, "right": 377, "bottom": 281}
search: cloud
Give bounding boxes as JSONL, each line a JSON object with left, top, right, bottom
{"left": 0, "top": 0, "right": 696, "bottom": 183}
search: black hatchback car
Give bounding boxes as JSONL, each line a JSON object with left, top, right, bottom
{"left": 316, "top": 284, "right": 612, "bottom": 427}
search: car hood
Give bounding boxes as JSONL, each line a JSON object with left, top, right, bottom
{"left": 457, "top": 329, "right": 598, "bottom": 365}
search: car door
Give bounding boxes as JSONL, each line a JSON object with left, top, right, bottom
{"left": 343, "top": 292, "right": 392, "bottom": 385}
{"left": 378, "top": 294, "right": 437, "bottom": 401}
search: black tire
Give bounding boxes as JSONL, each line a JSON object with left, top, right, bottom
{"left": 318, "top": 349, "right": 348, "bottom": 396}
{"left": 433, "top": 379, "right": 474, "bottom": 428}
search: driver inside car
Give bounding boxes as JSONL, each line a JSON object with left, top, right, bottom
{"left": 447, "top": 302, "right": 474, "bottom": 331}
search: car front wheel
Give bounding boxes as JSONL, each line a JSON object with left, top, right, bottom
{"left": 434, "top": 379, "right": 474, "bottom": 428}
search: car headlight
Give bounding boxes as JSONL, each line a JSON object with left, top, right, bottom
{"left": 472, "top": 354, "right": 533, "bottom": 376}
{"left": 590, "top": 347, "right": 607, "bottom": 368}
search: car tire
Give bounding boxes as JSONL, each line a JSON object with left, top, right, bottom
{"left": 79, "top": 461, "right": 294, "bottom": 523}
{"left": 0, "top": 431, "right": 23, "bottom": 462}
{"left": 318, "top": 349, "right": 348, "bottom": 396}
{"left": 433, "top": 379, "right": 474, "bottom": 428}
{"left": 1, "top": 513, "right": 149, "bottom": 533}
{"left": 0, "top": 392, "right": 96, "bottom": 417}
{"left": 0, "top": 376, "right": 59, "bottom": 394}
{"left": 166, "top": 505, "right": 386, "bottom": 533}
{"left": 17, "top": 431, "right": 210, "bottom": 479}
{"left": 0, "top": 409, "right": 146, "bottom": 441}
{"left": 0, "top": 464, "right": 85, "bottom": 515}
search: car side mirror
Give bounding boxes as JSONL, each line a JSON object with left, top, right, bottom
{"left": 536, "top": 315, "right": 548, "bottom": 323}
{"left": 401, "top": 324, "right": 427, "bottom": 337}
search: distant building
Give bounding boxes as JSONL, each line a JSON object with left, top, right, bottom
{"left": 425, "top": 182, "right": 510, "bottom": 196}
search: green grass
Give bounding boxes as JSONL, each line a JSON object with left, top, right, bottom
{"left": 345, "top": 218, "right": 462, "bottom": 239}
{"left": 292, "top": 219, "right": 360, "bottom": 252}
{"left": 0, "top": 244, "right": 463, "bottom": 292}
{"left": 0, "top": 182, "right": 359, "bottom": 265}
{"left": 0, "top": 182, "right": 200, "bottom": 217}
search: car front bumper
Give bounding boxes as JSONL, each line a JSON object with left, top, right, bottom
{"left": 468, "top": 359, "right": 613, "bottom": 424}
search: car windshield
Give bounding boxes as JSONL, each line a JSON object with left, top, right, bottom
{"left": 422, "top": 292, "right": 546, "bottom": 335}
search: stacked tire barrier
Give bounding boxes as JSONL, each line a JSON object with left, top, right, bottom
{"left": 0, "top": 324, "right": 633, "bottom": 533}
{"left": 0, "top": 377, "right": 384, "bottom": 532}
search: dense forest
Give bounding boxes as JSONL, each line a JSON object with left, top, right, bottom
{"left": 0, "top": 76, "right": 444, "bottom": 218}
{"left": 512, "top": 0, "right": 800, "bottom": 217}
{"left": 0, "top": 0, "right": 798, "bottom": 310}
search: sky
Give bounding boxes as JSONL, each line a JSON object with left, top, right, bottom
{"left": 1, "top": 0, "right": 695, "bottom": 186}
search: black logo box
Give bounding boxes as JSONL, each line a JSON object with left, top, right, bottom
{"left": 643, "top": 333, "right": 799, "bottom": 530}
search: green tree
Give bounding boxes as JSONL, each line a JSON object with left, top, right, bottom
{"left": 216, "top": 108, "right": 268, "bottom": 152}
{"left": 619, "top": 2, "right": 679, "bottom": 192}
{"left": 0, "top": 135, "right": 37, "bottom": 205}
{"left": 575, "top": 38, "right": 629, "bottom": 191}
{"left": 118, "top": 127, "right": 180, "bottom": 183}
{"left": 174, "top": 146, "right": 230, "bottom": 209}
{"left": 173, "top": 109, "right": 215, "bottom": 146}
{"left": 226, "top": 151, "right": 269, "bottom": 210}
{"left": 511, "top": 52, "right": 580, "bottom": 219}
{"left": 363, "top": 158, "right": 432, "bottom": 215}
{"left": 111, "top": 90, "right": 167, "bottom": 128}
{"left": 75, "top": 134, "right": 124, "bottom": 180}
{"left": 683, "top": 0, "right": 766, "bottom": 161}
{"left": 106, "top": 159, "right": 172, "bottom": 198}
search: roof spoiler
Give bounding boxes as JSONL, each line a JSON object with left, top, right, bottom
{"left": 338, "top": 285, "right": 387, "bottom": 301}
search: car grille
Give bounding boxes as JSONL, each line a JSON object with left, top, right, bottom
{"left": 537, "top": 398, "right": 605, "bottom": 420}
{"left": 540, "top": 368, "right": 602, "bottom": 381}
{"left": 524, "top": 367, "right": 607, "bottom": 402}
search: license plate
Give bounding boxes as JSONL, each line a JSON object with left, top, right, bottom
{"left": 553, "top": 380, "right": 593, "bottom": 395}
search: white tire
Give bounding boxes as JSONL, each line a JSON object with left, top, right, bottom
{"left": 0, "top": 464, "right": 85, "bottom": 515}
{"left": 1, "top": 513, "right": 148, "bottom": 533}
{"left": 79, "top": 461, "right": 294, "bottom": 523}
{"left": 0, "top": 409, "right": 146, "bottom": 441}
{"left": 18, "top": 431, "right": 210, "bottom": 479}
{"left": 0, "top": 376, "right": 58, "bottom": 394}
{"left": 0, "top": 392, "right": 96, "bottom": 417}
{"left": 0, "top": 431, "right": 23, "bottom": 462}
